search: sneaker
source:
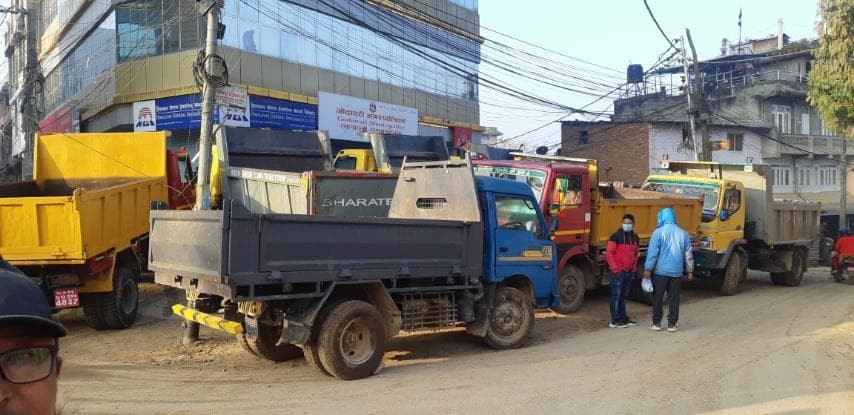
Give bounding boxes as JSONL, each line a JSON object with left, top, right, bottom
{"left": 649, "top": 324, "right": 662, "bottom": 331}
{"left": 667, "top": 325, "right": 679, "bottom": 332}
{"left": 625, "top": 319, "right": 638, "bottom": 326}
{"left": 610, "top": 322, "right": 629, "bottom": 328}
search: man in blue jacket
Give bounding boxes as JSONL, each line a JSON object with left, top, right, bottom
{"left": 644, "top": 208, "right": 694, "bottom": 332}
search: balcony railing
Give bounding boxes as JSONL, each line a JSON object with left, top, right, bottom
{"left": 776, "top": 134, "right": 849, "bottom": 156}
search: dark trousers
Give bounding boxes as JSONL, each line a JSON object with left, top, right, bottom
{"left": 609, "top": 271, "right": 632, "bottom": 323}
{"left": 652, "top": 275, "right": 682, "bottom": 326}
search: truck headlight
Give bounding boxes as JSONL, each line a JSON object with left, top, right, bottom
{"left": 698, "top": 236, "right": 715, "bottom": 249}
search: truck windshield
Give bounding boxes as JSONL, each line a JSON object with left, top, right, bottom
{"left": 473, "top": 166, "right": 547, "bottom": 202}
{"left": 642, "top": 180, "right": 721, "bottom": 222}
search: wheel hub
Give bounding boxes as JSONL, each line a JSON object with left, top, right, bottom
{"left": 490, "top": 301, "right": 523, "bottom": 338}
{"left": 560, "top": 275, "right": 579, "bottom": 303}
{"left": 339, "top": 319, "right": 375, "bottom": 366}
{"left": 119, "top": 279, "right": 137, "bottom": 315}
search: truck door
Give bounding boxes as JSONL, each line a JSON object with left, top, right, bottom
{"left": 492, "top": 194, "right": 556, "bottom": 307}
{"left": 718, "top": 184, "right": 745, "bottom": 241}
{"left": 549, "top": 174, "right": 588, "bottom": 245}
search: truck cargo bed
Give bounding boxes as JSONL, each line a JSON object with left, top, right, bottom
{"left": 149, "top": 201, "right": 483, "bottom": 300}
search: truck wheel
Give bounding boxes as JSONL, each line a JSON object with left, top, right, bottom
{"left": 303, "top": 304, "right": 336, "bottom": 376}
{"left": 484, "top": 287, "right": 534, "bottom": 350}
{"left": 552, "top": 265, "right": 585, "bottom": 314}
{"left": 783, "top": 250, "right": 805, "bottom": 287}
{"left": 720, "top": 253, "right": 742, "bottom": 296}
{"left": 237, "top": 322, "right": 302, "bottom": 362}
{"left": 317, "top": 301, "right": 386, "bottom": 380}
{"left": 100, "top": 267, "right": 139, "bottom": 329}
{"left": 81, "top": 294, "right": 108, "bottom": 330}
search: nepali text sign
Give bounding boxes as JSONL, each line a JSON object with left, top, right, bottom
{"left": 318, "top": 91, "right": 418, "bottom": 141}
{"left": 133, "top": 92, "right": 318, "bottom": 132}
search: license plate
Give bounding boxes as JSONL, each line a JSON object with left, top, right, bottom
{"left": 53, "top": 288, "right": 80, "bottom": 309}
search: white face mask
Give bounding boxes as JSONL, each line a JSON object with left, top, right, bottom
{"left": 622, "top": 223, "right": 633, "bottom": 232}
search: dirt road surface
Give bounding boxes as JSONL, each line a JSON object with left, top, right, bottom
{"left": 58, "top": 269, "right": 853, "bottom": 414}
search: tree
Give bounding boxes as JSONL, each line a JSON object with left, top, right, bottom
{"left": 808, "top": 0, "right": 854, "bottom": 137}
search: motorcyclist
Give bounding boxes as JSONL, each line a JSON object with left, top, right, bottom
{"left": 831, "top": 228, "right": 854, "bottom": 277}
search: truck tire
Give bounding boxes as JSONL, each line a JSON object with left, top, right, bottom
{"left": 98, "top": 267, "right": 139, "bottom": 330}
{"left": 237, "top": 322, "right": 303, "bottom": 362}
{"left": 303, "top": 304, "right": 337, "bottom": 376}
{"left": 720, "top": 253, "right": 743, "bottom": 296}
{"left": 782, "top": 249, "right": 805, "bottom": 287}
{"left": 81, "top": 294, "right": 108, "bottom": 330}
{"left": 552, "top": 265, "right": 585, "bottom": 314}
{"left": 484, "top": 286, "right": 534, "bottom": 350}
{"left": 316, "top": 301, "right": 386, "bottom": 380}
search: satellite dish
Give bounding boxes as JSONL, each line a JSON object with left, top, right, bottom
{"left": 535, "top": 146, "right": 549, "bottom": 155}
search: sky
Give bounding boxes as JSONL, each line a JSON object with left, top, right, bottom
{"left": 477, "top": 0, "right": 821, "bottom": 151}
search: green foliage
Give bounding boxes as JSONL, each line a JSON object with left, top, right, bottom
{"left": 807, "top": 0, "right": 854, "bottom": 137}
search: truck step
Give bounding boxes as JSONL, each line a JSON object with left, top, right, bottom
{"left": 171, "top": 304, "right": 244, "bottom": 335}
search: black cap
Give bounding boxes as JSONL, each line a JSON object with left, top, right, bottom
{"left": 0, "top": 270, "right": 67, "bottom": 338}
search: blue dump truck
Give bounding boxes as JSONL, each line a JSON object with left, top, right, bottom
{"left": 149, "top": 160, "right": 557, "bottom": 380}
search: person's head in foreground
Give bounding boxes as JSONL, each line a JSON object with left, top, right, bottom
{"left": 0, "top": 271, "right": 67, "bottom": 415}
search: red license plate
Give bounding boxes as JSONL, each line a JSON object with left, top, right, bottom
{"left": 53, "top": 288, "right": 80, "bottom": 309}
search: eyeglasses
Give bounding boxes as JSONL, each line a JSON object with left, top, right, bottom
{"left": 0, "top": 346, "right": 58, "bottom": 385}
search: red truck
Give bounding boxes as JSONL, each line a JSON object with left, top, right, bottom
{"left": 473, "top": 154, "right": 702, "bottom": 312}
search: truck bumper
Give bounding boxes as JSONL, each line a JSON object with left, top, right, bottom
{"left": 692, "top": 250, "right": 728, "bottom": 277}
{"left": 171, "top": 304, "right": 244, "bottom": 335}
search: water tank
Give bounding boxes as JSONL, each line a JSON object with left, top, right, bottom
{"left": 627, "top": 64, "right": 644, "bottom": 84}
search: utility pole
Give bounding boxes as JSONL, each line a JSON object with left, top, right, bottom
{"left": 184, "top": 0, "right": 223, "bottom": 345}
{"left": 680, "top": 36, "right": 700, "bottom": 160}
{"left": 686, "top": 29, "right": 711, "bottom": 162}
{"left": 4, "top": 1, "right": 41, "bottom": 180}
{"left": 841, "top": 139, "right": 848, "bottom": 230}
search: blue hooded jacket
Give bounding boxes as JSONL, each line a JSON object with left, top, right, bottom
{"left": 644, "top": 208, "right": 694, "bottom": 277}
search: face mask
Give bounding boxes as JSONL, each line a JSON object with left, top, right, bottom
{"left": 622, "top": 223, "right": 633, "bottom": 232}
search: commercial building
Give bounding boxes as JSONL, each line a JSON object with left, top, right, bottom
{"left": 3, "top": 0, "right": 482, "bottom": 175}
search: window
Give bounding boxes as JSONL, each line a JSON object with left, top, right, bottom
{"left": 713, "top": 133, "right": 744, "bottom": 151}
{"left": 495, "top": 196, "right": 543, "bottom": 238}
{"left": 820, "top": 167, "right": 838, "bottom": 186}
{"left": 772, "top": 105, "right": 792, "bottom": 134}
{"left": 552, "top": 175, "right": 583, "bottom": 208}
{"left": 773, "top": 167, "right": 791, "bottom": 187}
{"left": 578, "top": 130, "right": 589, "bottom": 145}
{"left": 797, "top": 169, "right": 811, "bottom": 186}
{"left": 722, "top": 188, "right": 741, "bottom": 216}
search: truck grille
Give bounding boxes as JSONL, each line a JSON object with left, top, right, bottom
{"left": 400, "top": 292, "right": 458, "bottom": 331}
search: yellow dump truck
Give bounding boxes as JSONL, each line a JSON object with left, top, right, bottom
{"left": 0, "top": 132, "right": 191, "bottom": 329}
{"left": 643, "top": 161, "right": 821, "bottom": 295}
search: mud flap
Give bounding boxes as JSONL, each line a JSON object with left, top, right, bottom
{"left": 466, "top": 283, "right": 496, "bottom": 338}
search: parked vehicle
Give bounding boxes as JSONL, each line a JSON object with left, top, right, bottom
{"left": 332, "top": 133, "right": 450, "bottom": 172}
{"left": 0, "top": 132, "right": 194, "bottom": 329}
{"left": 473, "top": 153, "right": 703, "bottom": 312}
{"left": 149, "top": 160, "right": 557, "bottom": 380}
{"left": 643, "top": 161, "right": 821, "bottom": 294}
{"left": 832, "top": 256, "right": 854, "bottom": 283}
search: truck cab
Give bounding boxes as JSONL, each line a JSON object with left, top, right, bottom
{"left": 477, "top": 177, "right": 558, "bottom": 309}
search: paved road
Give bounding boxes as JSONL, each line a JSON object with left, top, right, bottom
{"left": 59, "top": 269, "right": 854, "bottom": 414}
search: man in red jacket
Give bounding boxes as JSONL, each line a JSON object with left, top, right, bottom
{"left": 605, "top": 214, "right": 640, "bottom": 328}
{"left": 832, "top": 228, "right": 854, "bottom": 277}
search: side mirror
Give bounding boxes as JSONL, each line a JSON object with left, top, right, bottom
{"left": 549, "top": 217, "right": 559, "bottom": 236}
{"left": 549, "top": 203, "right": 560, "bottom": 216}
{"left": 720, "top": 210, "right": 729, "bottom": 221}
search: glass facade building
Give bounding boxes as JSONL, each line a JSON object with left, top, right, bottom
{"left": 38, "top": 0, "right": 481, "bottom": 131}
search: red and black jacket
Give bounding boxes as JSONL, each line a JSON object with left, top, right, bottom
{"left": 605, "top": 230, "right": 640, "bottom": 273}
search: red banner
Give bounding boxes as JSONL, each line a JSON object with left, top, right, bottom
{"left": 453, "top": 127, "right": 472, "bottom": 148}
{"left": 38, "top": 104, "right": 74, "bottom": 133}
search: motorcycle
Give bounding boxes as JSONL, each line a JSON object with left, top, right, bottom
{"left": 831, "top": 254, "right": 854, "bottom": 283}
